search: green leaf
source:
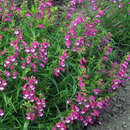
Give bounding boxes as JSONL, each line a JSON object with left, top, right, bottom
{"left": 23, "top": 120, "right": 30, "bottom": 130}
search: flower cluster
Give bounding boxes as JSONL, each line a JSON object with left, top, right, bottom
{"left": 110, "top": 54, "right": 130, "bottom": 91}
{"left": 23, "top": 77, "right": 46, "bottom": 120}
{"left": 55, "top": 51, "right": 69, "bottom": 76}
{"left": 0, "top": 77, "right": 7, "bottom": 91}
{"left": 0, "top": 109, "right": 4, "bottom": 117}
{"left": 65, "top": 0, "right": 83, "bottom": 20}
{"left": 90, "top": 0, "right": 98, "bottom": 11}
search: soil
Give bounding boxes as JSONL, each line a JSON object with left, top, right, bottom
{"left": 86, "top": 65, "right": 130, "bottom": 130}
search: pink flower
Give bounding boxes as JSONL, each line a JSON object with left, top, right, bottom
{"left": 78, "top": 76, "right": 83, "bottom": 81}
{"left": 1, "top": 50, "right": 6, "bottom": 55}
{"left": 54, "top": 68, "right": 60, "bottom": 76}
{"left": 26, "top": 56, "right": 31, "bottom": 64}
{"left": 65, "top": 116, "right": 71, "bottom": 124}
{"left": 118, "top": 3, "right": 123, "bottom": 8}
{"left": 65, "top": 40, "right": 72, "bottom": 48}
{"left": 0, "top": 35, "right": 2, "bottom": 39}
{"left": 14, "top": 30, "right": 19, "bottom": 35}
{"left": 3, "top": 28, "right": 9, "bottom": 31}
{"left": 82, "top": 57, "right": 87, "bottom": 63}
{"left": 80, "top": 108, "right": 86, "bottom": 114}
{"left": 10, "top": 65, "right": 14, "bottom": 70}
{"left": 56, "top": 121, "right": 62, "bottom": 128}
{"left": 67, "top": 99, "right": 72, "bottom": 104}
{"left": 53, "top": 127, "right": 57, "bottom": 130}
{"left": 97, "top": 101, "right": 104, "bottom": 109}
{"left": 102, "top": 56, "right": 108, "bottom": 62}
{"left": 84, "top": 102, "right": 90, "bottom": 110}
{"left": 104, "top": 51, "right": 110, "bottom": 55}
{"left": 90, "top": 96, "right": 96, "bottom": 102}
{"left": 113, "top": 61, "right": 117, "bottom": 67}
{"left": 127, "top": 55, "right": 130, "bottom": 61}
{"left": 76, "top": 17, "right": 83, "bottom": 24}
{"left": 99, "top": 10, "right": 104, "bottom": 16}
{"left": 78, "top": 81, "right": 85, "bottom": 88}
{"left": 86, "top": 115, "right": 93, "bottom": 124}
{"left": 90, "top": 101, "right": 96, "bottom": 109}
{"left": 26, "top": 112, "right": 31, "bottom": 120}
{"left": 91, "top": 109, "right": 100, "bottom": 117}
{"left": 93, "top": 89, "right": 103, "bottom": 95}
{"left": 95, "top": 19, "right": 101, "bottom": 24}
{"left": 83, "top": 120, "right": 88, "bottom": 126}
{"left": 69, "top": 29, "right": 76, "bottom": 38}
{"left": 83, "top": 75, "right": 89, "bottom": 78}
{"left": 38, "top": 24, "right": 44, "bottom": 29}
{"left": 65, "top": 34, "right": 71, "bottom": 41}
{"left": 4, "top": 71, "right": 11, "bottom": 77}
{"left": 71, "top": 0, "right": 76, "bottom": 5}
{"left": 91, "top": 0, "right": 96, "bottom": 3}
{"left": 0, "top": 109, "right": 4, "bottom": 116}
{"left": 60, "top": 67, "right": 65, "bottom": 72}
{"left": 112, "top": 84, "right": 119, "bottom": 90}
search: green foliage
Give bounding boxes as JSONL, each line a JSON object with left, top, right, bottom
{"left": 0, "top": 0, "right": 129, "bottom": 130}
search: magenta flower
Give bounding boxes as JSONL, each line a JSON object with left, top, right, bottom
{"left": 97, "top": 101, "right": 104, "bottom": 109}
{"left": 99, "top": 10, "right": 104, "bottom": 16}
{"left": 86, "top": 115, "right": 93, "bottom": 124}
{"left": 102, "top": 56, "right": 108, "bottom": 62}
{"left": 1, "top": 49, "right": 6, "bottom": 55}
{"left": 38, "top": 24, "right": 44, "bottom": 29}
{"left": 83, "top": 120, "right": 88, "bottom": 126}
{"left": 78, "top": 81, "right": 85, "bottom": 88}
{"left": 67, "top": 99, "right": 72, "bottom": 104}
{"left": 91, "top": 109, "right": 100, "bottom": 117}
{"left": 80, "top": 108, "right": 86, "bottom": 114}
{"left": 65, "top": 40, "right": 72, "bottom": 48}
{"left": 95, "top": 19, "right": 101, "bottom": 24}
{"left": 91, "top": 0, "right": 96, "bottom": 3}
{"left": 4, "top": 70, "right": 11, "bottom": 77}
{"left": 65, "top": 116, "right": 71, "bottom": 124}
{"left": 60, "top": 67, "right": 65, "bottom": 72}
{"left": 83, "top": 75, "right": 89, "bottom": 78}
{"left": 26, "top": 112, "right": 31, "bottom": 120}
{"left": 53, "top": 127, "right": 57, "bottom": 130}
{"left": 76, "top": 16, "right": 83, "bottom": 24}
{"left": 118, "top": 3, "right": 123, "bottom": 8}
{"left": 82, "top": 57, "right": 87, "bottom": 63}
{"left": 14, "top": 29, "right": 19, "bottom": 35}
{"left": 93, "top": 89, "right": 104, "bottom": 95}
{"left": 3, "top": 27, "right": 9, "bottom": 31}
{"left": 71, "top": 0, "right": 76, "bottom": 5}
{"left": 0, "top": 35, "right": 2, "bottom": 39}
{"left": 84, "top": 102, "right": 90, "bottom": 110}
{"left": 90, "top": 96, "right": 96, "bottom": 102}
{"left": 0, "top": 109, "right": 4, "bottom": 116}
{"left": 54, "top": 68, "right": 60, "bottom": 76}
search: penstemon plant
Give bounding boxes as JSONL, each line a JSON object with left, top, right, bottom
{"left": 0, "top": 0, "right": 129, "bottom": 129}
{"left": 83, "top": 0, "right": 130, "bottom": 51}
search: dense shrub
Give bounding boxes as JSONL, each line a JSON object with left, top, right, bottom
{"left": 83, "top": 0, "right": 130, "bottom": 51}
{"left": 0, "top": 0, "right": 129, "bottom": 129}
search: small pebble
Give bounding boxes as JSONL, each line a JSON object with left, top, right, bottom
{"left": 122, "top": 122, "right": 127, "bottom": 128}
